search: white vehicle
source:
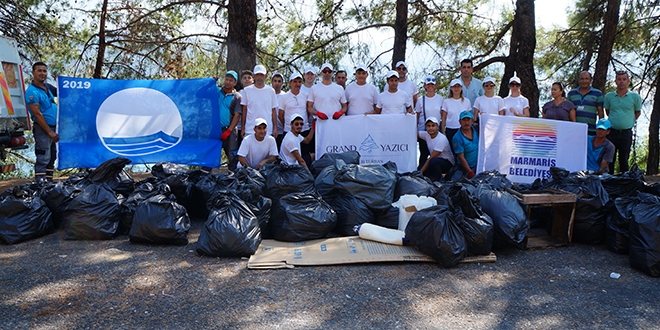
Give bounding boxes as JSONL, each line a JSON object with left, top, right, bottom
{"left": 0, "top": 36, "right": 29, "bottom": 172}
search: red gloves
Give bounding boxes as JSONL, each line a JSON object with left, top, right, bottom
{"left": 333, "top": 110, "right": 344, "bottom": 120}
{"left": 312, "top": 120, "right": 316, "bottom": 130}
{"left": 316, "top": 111, "right": 328, "bottom": 120}
{"left": 467, "top": 170, "right": 476, "bottom": 179}
{"left": 220, "top": 129, "right": 232, "bottom": 141}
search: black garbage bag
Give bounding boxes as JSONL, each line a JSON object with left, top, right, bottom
{"left": 0, "top": 184, "right": 53, "bottom": 244}
{"left": 444, "top": 184, "right": 493, "bottom": 255}
{"left": 600, "top": 164, "right": 646, "bottom": 199}
{"left": 476, "top": 185, "right": 528, "bottom": 247}
{"left": 310, "top": 151, "right": 360, "bottom": 177}
{"left": 234, "top": 167, "right": 266, "bottom": 194}
{"left": 192, "top": 173, "right": 239, "bottom": 218}
{"left": 405, "top": 205, "right": 467, "bottom": 267}
{"left": 39, "top": 173, "right": 87, "bottom": 226}
{"left": 151, "top": 162, "right": 190, "bottom": 179}
{"left": 61, "top": 182, "right": 122, "bottom": 240}
{"left": 629, "top": 193, "right": 660, "bottom": 277}
{"left": 330, "top": 194, "right": 375, "bottom": 236}
{"left": 88, "top": 157, "right": 134, "bottom": 196}
{"left": 470, "top": 170, "right": 513, "bottom": 189}
{"left": 374, "top": 205, "right": 399, "bottom": 229}
{"left": 606, "top": 196, "right": 639, "bottom": 254}
{"left": 334, "top": 160, "right": 396, "bottom": 213}
{"left": 129, "top": 194, "right": 190, "bottom": 245}
{"left": 272, "top": 192, "right": 336, "bottom": 242}
{"left": 120, "top": 178, "right": 171, "bottom": 235}
{"left": 444, "top": 164, "right": 466, "bottom": 182}
{"left": 264, "top": 163, "right": 316, "bottom": 201}
{"left": 382, "top": 161, "right": 398, "bottom": 174}
{"left": 314, "top": 165, "right": 340, "bottom": 204}
{"left": 646, "top": 182, "right": 660, "bottom": 197}
{"left": 196, "top": 191, "right": 261, "bottom": 257}
{"left": 394, "top": 171, "right": 436, "bottom": 200}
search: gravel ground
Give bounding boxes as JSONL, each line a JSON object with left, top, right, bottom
{"left": 1, "top": 174, "right": 659, "bottom": 329}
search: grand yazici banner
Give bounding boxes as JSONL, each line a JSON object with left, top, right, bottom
{"left": 57, "top": 77, "right": 222, "bottom": 169}
{"left": 316, "top": 114, "right": 417, "bottom": 172}
{"left": 477, "top": 114, "right": 588, "bottom": 184}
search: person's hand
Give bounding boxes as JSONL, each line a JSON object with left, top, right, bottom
{"left": 467, "top": 170, "right": 476, "bottom": 179}
{"left": 220, "top": 129, "right": 232, "bottom": 141}
{"left": 49, "top": 131, "right": 59, "bottom": 143}
{"left": 316, "top": 111, "right": 328, "bottom": 120}
{"left": 333, "top": 110, "right": 344, "bottom": 120}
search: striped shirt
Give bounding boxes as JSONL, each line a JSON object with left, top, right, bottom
{"left": 567, "top": 87, "right": 603, "bottom": 135}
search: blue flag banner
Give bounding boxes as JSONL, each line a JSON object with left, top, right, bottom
{"left": 56, "top": 76, "right": 222, "bottom": 169}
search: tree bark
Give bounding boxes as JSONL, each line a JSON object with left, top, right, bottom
{"left": 391, "top": 0, "right": 408, "bottom": 69}
{"left": 592, "top": 0, "right": 620, "bottom": 92}
{"left": 648, "top": 70, "right": 660, "bottom": 175}
{"left": 226, "top": 0, "right": 257, "bottom": 73}
{"left": 93, "top": 0, "right": 109, "bottom": 79}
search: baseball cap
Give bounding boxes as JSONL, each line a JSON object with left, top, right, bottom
{"left": 424, "top": 75, "right": 436, "bottom": 85}
{"left": 386, "top": 70, "right": 399, "bottom": 79}
{"left": 450, "top": 79, "right": 462, "bottom": 87}
{"left": 289, "top": 72, "right": 302, "bottom": 81}
{"left": 304, "top": 66, "right": 316, "bottom": 74}
{"left": 271, "top": 71, "right": 283, "bottom": 79}
{"left": 225, "top": 70, "right": 238, "bottom": 81}
{"left": 320, "top": 63, "right": 333, "bottom": 71}
{"left": 509, "top": 76, "right": 521, "bottom": 84}
{"left": 482, "top": 77, "right": 496, "bottom": 85}
{"left": 395, "top": 61, "right": 408, "bottom": 69}
{"left": 460, "top": 110, "right": 474, "bottom": 120}
{"left": 596, "top": 118, "right": 611, "bottom": 130}
{"left": 425, "top": 117, "right": 439, "bottom": 125}
{"left": 254, "top": 118, "right": 268, "bottom": 127}
{"left": 355, "top": 64, "right": 368, "bottom": 73}
{"left": 289, "top": 113, "right": 304, "bottom": 123}
{"left": 253, "top": 65, "right": 267, "bottom": 75}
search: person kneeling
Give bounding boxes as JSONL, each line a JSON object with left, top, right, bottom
{"left": 452, "top": 111, "right": 479, "bottom": 179}
{"left": 237, "top": 118, "right": 279, "bottom": 169}
{"left": 586, "top": 118, "right": 615, "bottom": 174}
{"left": 418, "top": 117, "right": 454, "bottom": 181}
{"left": 280, "top": 113, "right": 315, "bottom": 168}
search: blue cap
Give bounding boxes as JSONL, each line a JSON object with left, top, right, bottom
{"left": 596, "top": 118, "right": 611, "bottom": 130}
{"left": 459, "top": 110, "right": 474, "bottom": 120}
{"left": 225, "top": 70, "right": 238, "bottom": 81}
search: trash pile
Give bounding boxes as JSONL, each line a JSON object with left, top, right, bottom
{"left": 1, "top": 155, "right": 659, "bottom": 277}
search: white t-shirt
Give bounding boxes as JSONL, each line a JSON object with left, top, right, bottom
{"left": 301, "top": 84, "right": 313, "bottom": 95}
{"left": 503, "top": 95, "right": 530, "bottom": 116}
{"left": 418, "top": 131, "right": 455, "bottom": 165}
{"left": 474, "top": 95, "right": 505, "bottom": 116}
{"left": 280, "top": 131, "right": 305, "bottom": 165}
{"left": 237, "top": 134, "right": 278, "bottom": 168}
{"left": 377, "top": 90, "right": 412, "bottom": 114}
{"left": 415, "top": 94, "right": 443, "bottom": 131}
{"left": 279, "top": 90, "right": 309, "bottom": 132}
{"left": 388, "top": 79, "right": 418, "bottom": 102}
{"left": 345, "top": 82, "right": 379, "bottom": 115}
{"left": 442, "top": 98, "right": 471, "bottom": 129}
{"left": 274, "top": 90, "right": 285, "bottom": 134}
{"left": 307, "top": 83, "right": 347, "bottom": 115}
{"left": 240, "top": 85, "right": 278, "bottom": 134}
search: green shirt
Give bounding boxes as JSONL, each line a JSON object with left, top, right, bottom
{"left": 604, "top": 90, "right": 641, "bottom": 130}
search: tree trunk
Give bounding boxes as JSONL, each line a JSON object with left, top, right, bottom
{"left": 226, "top": 0, "right": 257, "bottom": 73}
{"left": 592, "top": 0, "right": 620, "bottom": 92}
{"left": 648, "top": 70, "right": 660, "bottom": 175}
{"left": 93, "top": 0, "right": 109, "bottom": 79}
{"left": 391, "top": 0, "right": 408, "bottom": 69}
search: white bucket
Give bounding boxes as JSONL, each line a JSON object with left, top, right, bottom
{"left": 393, "top": 195, "right": 437, "bottom": 231}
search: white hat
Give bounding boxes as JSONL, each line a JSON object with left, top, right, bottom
{"left": 425, "top": 117, "right": 439, "bottom": 125}
{"left": 271, "top": 71, "right": 283, "bottom": 79}
{"left": 424, "top": 75, "right": 436, "bottom": 84}
{"left": 289, "top": 72, "right": 302, "bottom": 81}
{"left": 304, "top": 66, "right": 316, "bottom": 74}
{"left": 509, "top": 76, "right": 521, "bottom": 84}
{"left": 320, "top": 63, "right": 333, "bottom": 71}
{"left": 354, "top": 64, "right": 368, "bottom": 73}
{"left": 395, "top": 61, "right": 408, "bottom": 69}
{"left": 253, "top": 65, "right": 267, "bottom": 75}
{"left": 483, "top": 77, "right": 496, "bottom": 85}
{"left": 450, "top": 79, "right": 462, "bottom": 87}
{"left": 289, "top": 113, "right": 304, "bottom": 123}
{"left": 386, "top": 70, "right": 399, "bottom": 79}
{"left": 254, "top": 118, "right": 268, "bottom": 127}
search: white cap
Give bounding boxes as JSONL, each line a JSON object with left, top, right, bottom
{"left": 425, "top": 117, "right": 439, "bottom": 125}
{"left": 395, "top": 61, "right": 408, "bottom": 69}
{"left": 254, "top": 118, "right": 268, "bottom": 127}
{"left": 386, "top": 70, "right": 399, "bottom": 79}
{"left": 320, "top": 63, "right": 333, "bottom": 71}
{"left": 482, "top": 77, "right": 496, "bottom": 85}
{"left": 509, "top": 76, "right": 521, "bottom": 84}
{"left": 289, "top": 113, "right": 304, "bottom": 123}
{"left": 424, "top": 75, "right": 436, "bottom": 84}
{"left": 304, "top": 66, "right": 316, "bottom": 74}
{"left": 355, "top": 64, "right": 368, "bottom": 73}
{"left": 289, "top": 72, "right": 302, "bottom": 81}
{"left": 253, "top": 65, "right": 267, "bottom": 75}
{"left": 450, "top": 79, "right": 462, "bottom": 87}
{"left": 271, "top": 71, "right": 283, "bottom": 79}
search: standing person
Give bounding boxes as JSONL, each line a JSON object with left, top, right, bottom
{"left": 393, "top": 61, "right": 419, "bottom": 107}
{"left": 415, "top": 75, "right": 443, "bottom": 166}
{"left": 501, "top": 76, "right": 530, "bottom": 117}
{"left": 441, "top": 79, "right": 471, "bottom": 149}
{"left": 452, "top": 111, "right": 479, "bottom": 179}
{"left": 334, "top": 69, "right": 348, "bottom": 89}
{"left": 238, "top": 70, "right": 254, "bottom": 92}
{"left": 25, "top": 62, "right": 58, "bottom": 182}
{"left": 301, "top": 66, "right": 316, "bottom": 94}
{"left": 473, "top": 77, "right": 505, "bottom": 122}
{"left": 345, "top": 64, "right": 379, "bottom": 116}
{"left": 567, "top": 71, "right": 605, "bottom": 135}
{"left": 271, "top": 71, "right": 286, "bottom": 148}
{"left": 604, "top": 71, "right": 642, "bottom": 174}
{"left": 307, "top": 63, "right": 347, "bottom": 120}
{"left": 542, "top": 82, "right": 576, "bottom": 121}
{"left": 216, "top": 70, "right": 243, "bottom": 171}
{"left": 586, "top": 118, "right": 615, "bottom": 174}
{"left": 280, "top": 114, "right": 315, "bottom": 168}
{"left": 279, "top": 72, "right": 311, "bottom": 160}
{"left": 240, "top": 65, "right": 278, "bottom": 139}
{"left": 418, "top": 117, "right": 454, "bottom": 181}
{"left": 373, "top": 71, "right": 413, "bottom": 114}
{"left": 237, "top": 118, "right": 278, "bottom": 169}
{"left": 459, "top": 58, "right": 484, "bottom": 107}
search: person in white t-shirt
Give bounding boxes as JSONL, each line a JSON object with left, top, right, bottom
{"left": 418, "top": 117, "right": 454, "bottom": 181}
{"left": 442, "top": 79, "right": 472, "bottom": 150}
{"left": 473, "top": 76, "right": 505, "bottom": 123}
{"left": 501, "top": 76, "right": 530, "bottom": 117}
{"left": 280, "top": 113, "right": 315, "bottom": 168}
{"left": 271, "top": 71, "right": 285, "bottom": 147}
{"left": 345, "top": 64, "right": 379, "bottom": 115}
{"left": 393, "top": 60, "right": 419, "bottom": 107}
{"left": 240, "top": 64, "right": 278, "bottom": 138}
{"left": 307, "top": 62, "right": 348, "bottom": 120}
{"left": 373, "top": 70, "right": 413, "bottom": 114}
{"left": 278, "top": 72, "right": 313, "bottom": 161}
{"left": 237, "top": 118, "right": 278, "bottom": 169}
{"left": 301, "top": 66, "right": 316, "bottom": 94}
{"left": 334, "top": 69, "right": 347, "bottom": 89}
{"left": 416, "top": 75, "right": 443, "bottom": 166}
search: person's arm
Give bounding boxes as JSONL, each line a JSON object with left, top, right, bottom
{"left": 635, "top": 110, "right": 641, "bottom": 120}
{"left": 367, "top": 107, "right": 382, "bottom": 115}
{"left": 278, "top": 109, "right": 285, "bottom": 130}
{"left": 499, "top": 109, "right": 505, "bottom": 115}
{"left": 340, "top": 102, "right": 347, "bottom": 113}
{"left": 257, "top": 155, "right": 277, "bottom": 169}
{"left": 228, "top": 112, "right": 240, "bottom": 131}
{"left": 238, "top": 155, "right": 250, "bottom": 168}
{"left": 241, "top": 104, "right": 247, "bottom": 138}
{"left": 598, "top": 159, "right": 610, "bottom": 174}
{"left": 456, "top": 153, "right": 473, "bottom": 175}
{"left": 420, "top": 150, "right": 441, "bottom": 174}
{"left": 569, "top": 108, "right": 576, "bottom": 122}
{"left": 412, "top": 94, "right": 419, "bottom": 109}
{"left": 405, "top": 105, "right": 413, "bottom": 114}
{"left": 597, "top": 106, "right": 604, "bottom": 119}
{"left": 291, "top": 150, "right": 308, "bottom": 168}
{"left": 271, "top": 108, "right": 278, "bottom": 138}
{"left": 441, "top": 110, "right": 447, "bottom": 134}
{"left": 302, "top": 126, "right": 315, "bottom": 144}
{"left": 28, "top": 103, "right": 59, "bottom": 142}
{"left": 516, "top": 107, "right": 530, "bottom": 117}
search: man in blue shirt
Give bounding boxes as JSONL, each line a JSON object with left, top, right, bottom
{"left": 459, "top": 59, "right": 484, "bottom": 107}
{"left": 25, "top": 62, "right": 58, "bottom": 182}
{"left": 586, "top": 118, "right": 615, "bottom": 174}
{"left": 452, "top": 110, "right": 479, "bottom": 179}
{"left": 217, "top": 71, "right": 242, "bottom": 171}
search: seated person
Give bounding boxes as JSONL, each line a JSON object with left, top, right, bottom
{"left": 280, "top": 113, "right": 315, "bottom": 168}
{"left": 587, "top": 118, "right": 615, "bottom": 174}
{"left": 452, "top": 111, "right": 479, "bottom": 179}
{"left": 237, "top": 118, "right": 278, "bottom": 169}
{"left": 418, "top": 117, "right": 455, "bottom": 181}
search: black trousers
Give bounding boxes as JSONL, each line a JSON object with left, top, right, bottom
{"left": 606, "top": 128, "right": 632, "bottom": 174}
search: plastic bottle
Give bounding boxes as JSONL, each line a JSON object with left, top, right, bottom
{"left": 354, "top": 223, "right": 406, "bottom": 246}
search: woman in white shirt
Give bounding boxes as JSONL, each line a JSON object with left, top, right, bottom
{"left": 473, "top": 77, "right": 505, "bottom": 123}
{"left": 501, "top": 76, "right": 530, "bottom": 117}
{"left": 441, "top": 79, "right": 471, "bottom": 150}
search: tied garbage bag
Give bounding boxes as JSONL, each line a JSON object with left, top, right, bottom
{"left": 152, "top": 162, "right": 190, "bottom": 178}
{"left": 129, "top": 194, "right": 190, "bottom": 245}
{"left": 196, "top": 191, "right": 261, "bottom": 257}
{"left": 330, "top": 194, "right": 375, "bottom": 236}
{"left": 470, "top": 170, "right": 513, "bottom": 189}
{"left": 600, "top": 164, "right": 646, "bottom": 199}
{"left": 334, "top": 160, "right": 396, "bottom": 213}
{"left": 88, "top": 157, "right": 134, "bottom": 196}
{"left": 405, "top": 205, "right": 468, "bottom": 267}
{"left": 443, "top": 184, "right": 494, "bottom": 256}
{"left": 150, "top": 162, "right": 204, "bottom": 213}
{"left": 628, "top": 193, "right": 660, "bottom": 277}
{"left": 0, "top": 184, "right": 53, "bottom": 244}
{"left": 39, "top": 173, "right": 87, "bottom": 226}
{"left": 62, "top": 182, "right": 122, "bottom": 240}
{"left": 314, "top": 165, "right": 340, "bottom": 204}
{"left": 264, "top": 163, "right": 315, "bottom": 201}
{"left": 606, "top": 195, "right": 639, "bottom": 254}
{"left": 272, "top": 193, "right": 336, "bottom": 242}
{"left": 394, "top": 171, "right": 436, "bottom": 200}
{"left": 476, "top": 185, "right": 528, "bottom": 247}
{"left": 310, "top": 151, "right": 360, "bottom": 177}
{"left": 192, "top": 173, "right": 239, "bottom": 218}
{"left": 373, "top": 206, "right": 399, "bottom": 229}
{"left": 121, "top": 178, "right": 171, "bottom": 235}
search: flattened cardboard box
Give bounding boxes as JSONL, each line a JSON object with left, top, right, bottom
{"left": 248, "top": 236, "right": 496, "bottom": 269}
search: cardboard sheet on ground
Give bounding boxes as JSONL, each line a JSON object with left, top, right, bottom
{"left": 248, "top": 237, "right": 496, "bottom": 269}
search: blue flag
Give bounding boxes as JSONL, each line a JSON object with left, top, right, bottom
{"left": 57, "top": 77, "right": 223, "bottom": 169}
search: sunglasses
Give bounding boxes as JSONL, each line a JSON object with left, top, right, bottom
{"left": 396, "top": 67, "right": 407, "bottom": 71}
{"left": 321, "top": 70, "right": 332, "bottom": 74}
{"left": 484, "top": 84, "right": 495, "bottom": 87}
{"left": 293, "top": 122, "right": 304, "bottom": 126}
{"left": 509, "top": 83, "right": 520, "bottom": 86}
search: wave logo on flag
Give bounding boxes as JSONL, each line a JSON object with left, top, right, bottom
{"left": 511, "top": 120, "right": 557, "bottom": 158}
{"left": 96, "top": 88, "right": 183, "bottom": 156}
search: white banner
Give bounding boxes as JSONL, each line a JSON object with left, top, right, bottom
{"left": 477, "top": 114, "right": 588, "bottom": 183}
{"left": 316, "top": 114, "right": 417, "bottom": 172}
